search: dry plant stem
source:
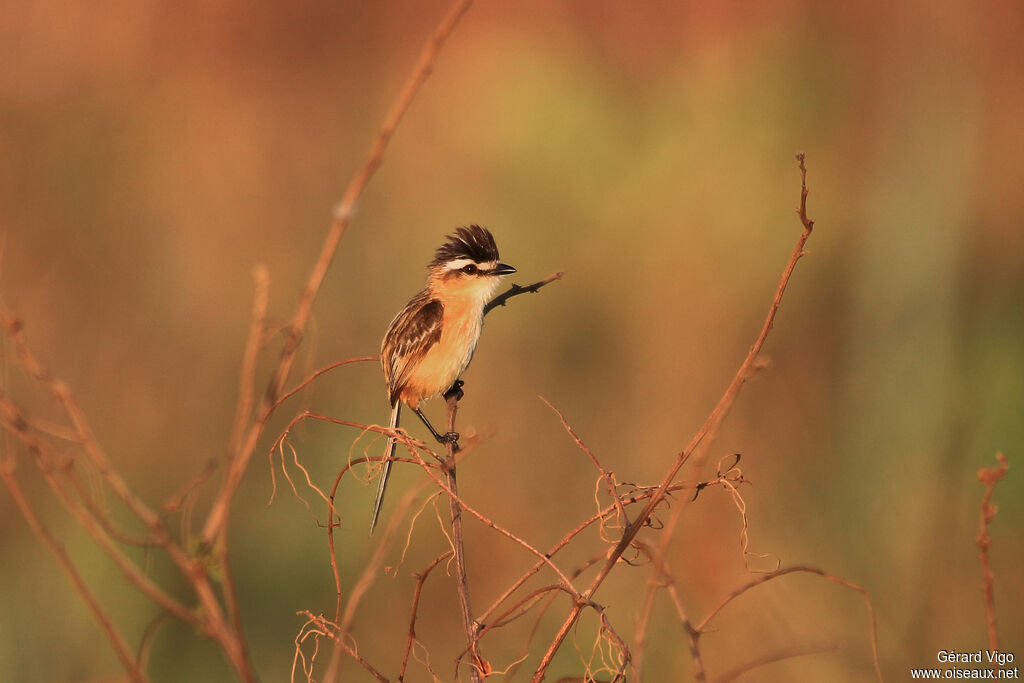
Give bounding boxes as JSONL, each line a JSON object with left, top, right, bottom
{"left": 445, "top": 391, "right": 487, "bottom": 682}
{"left": 1, "top": 310, "right": 172, "bottom": 552}
{"left": 64, "top": 467, "right": 156, "bottom": 546}
{"left": 138, "top": 612, "right": 175, "bottom": 673}
{"left": 219, "top": 533, "right": 252, "bottom": 681}
{"left": 695, "top": 565, "right": 882, "bottom": 682}
{"left": 711, "top": 644, "right": 836, "bottom": 683}
{"left": 400, "top": 552, "right": 453, "bottom": 682}
{"left": 976, "top": 452, "right": 1008, "bottom": 653}
{"left": 542, "top": 398, "right": 627, "bottom": 526}
{"left": 202, "top": 0, "right": 475, "bottom": 544}
{"left": 407, "top": 436, "right": 581, "bottom": 593}
{"left": 321, "top": 490, "right": 418, "bottom": 683}
{"left": 268, "top": 356, "right": 378, "bottom": 416}
{"left": 474, "top": 482, "right": 698, "bottom": 629}
{"left": 631, "top": 542, "right": 704, "bottom": 683}
{"left": 0, "top": 327, "right": 250, "bottom": 680}
{"left": 531, "top": 155, "right": 817, "bottom": 682}
{"left": 296, "top": 612, "right": 389, "bottom": 683}
{"left": 632, "top": 460, "right": 745, "bottom": 679}
{"left": 309, "top": 420, "right": 442, "bottom": 683}
{"left": 0, "top": 464, "right": 146, "bottom": 683}
{"left": 229, "top": 265, "right": 270, "bottom": 455}
{"left": 339, "top": 492, "right": 417, "bottom": 631}
{"left": 630, "top": 572, "right": 659, "bottom": 681}
{"left": 29, "top": 444, "right": 197, "bottom": 627}
{"left": 163, "top": 457, "right": 218, "bottom": 515}
{"left": 1, "top": 401, "right": 184, "bottom": 618}
{"left": 474, "top": 555, "right": 608, "bottom": 679}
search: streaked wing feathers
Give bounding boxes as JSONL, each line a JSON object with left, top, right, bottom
{"left": 382, "top": 293, "right": 443, "bottom": 406}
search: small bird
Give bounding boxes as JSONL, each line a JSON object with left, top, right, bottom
{"left": 371, "top": 225, "right": 516, "bottom": 533}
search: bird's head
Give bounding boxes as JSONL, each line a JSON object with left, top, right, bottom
{"left": 427, "top": 225, "right": 516, "bottom": 302}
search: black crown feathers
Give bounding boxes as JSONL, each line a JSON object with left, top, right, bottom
{"left": 430, "top": 225, "right": 501, "bottom": 267}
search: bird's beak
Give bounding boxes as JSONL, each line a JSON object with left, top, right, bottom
{"left": 493, "top": 263, "right": 517, "bottom": 276}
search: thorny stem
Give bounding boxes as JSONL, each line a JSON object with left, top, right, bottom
{"left": 484, "top": 272, "right": 564, "bottom": 316}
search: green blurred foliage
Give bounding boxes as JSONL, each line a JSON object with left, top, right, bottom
{"left": 1, "top": 1, "right": 1021, "bottom": 681}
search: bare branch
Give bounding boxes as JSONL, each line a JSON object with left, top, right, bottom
{"left": 201, "top": 0, "right": 475, "bottom": 544}
{"left": 541, "top": 397, "right": 628, "bottom": 532}
{"left": 295, "top": 612, "right": 389, "bottom": 683}
{"left": 229, "top": 264, "right": 270, "bottom": 455}
{"left": 484, "top": 271, "right": 565, "bottom": 316}
{"left": 694, "top": 565, "right": 882, "bottom": 682}
{"left": 444, "top": 391, "right": 488, "bottom": 682}
{"left": 531, "top": 154, "right": 818, "bottom": 682}
{"left": 711, "top": 643, "right": 837, "bottom": 683}
{"left": 400, "top": 553, "right": 452, "bottom": 682}
{"left": 0, "top": 462, "right": 146, "bottom": 683}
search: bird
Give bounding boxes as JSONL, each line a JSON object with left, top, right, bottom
{"left": 370, "top": 225, "right": 516, "bottom": 533}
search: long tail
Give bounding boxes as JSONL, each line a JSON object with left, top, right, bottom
{"left": 369, "top": 402, "right": 401, "bottom": 535}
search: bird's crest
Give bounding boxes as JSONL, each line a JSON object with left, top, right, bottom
{"left": 430, "top": 225, "right": 501, "bottom": 267}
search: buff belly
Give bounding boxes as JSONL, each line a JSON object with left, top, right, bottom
{"left": 402, "top": 311, "right": 482, "bottom": 405}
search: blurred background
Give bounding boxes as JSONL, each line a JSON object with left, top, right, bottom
{"left": 1, "top": 1, "right": 1021, "bottom": 681}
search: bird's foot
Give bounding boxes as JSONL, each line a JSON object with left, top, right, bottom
{"left": 437, "top": 431, "right": 460, "bottom": 445}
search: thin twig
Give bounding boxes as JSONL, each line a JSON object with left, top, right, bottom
{"left": 218, "top": 533, "right": 254, "bottom": 683}
{"left": 21, "top": 432, "right": 199, "bottom": 627}
{"left": 163, "top": 458, "right": 218, "bottom": 515}
{"left": 475, "top": 481, "right": 703, "bottom": 629}
{"left": 541, "top": 397, "right": 628, "bottom": 530}
{"left": 0, "top": 462, "right": 146, "bottom": 683}
{"left": 137, "top": 611, "right": 175, "bottom": 675}
{"left": 0, "top": 390, "right": 241, "bottom": 656}
{"left": 296, "top": 612, "right": 389, "bottom": 683}
{"left": 63, "top": 462, "right": 158, "bottom": 547}
{"left": 404, "top": 431, "right": 583, "bottom": 597}
{"left": 531, "top": 154, "right": 817, "bottom": 682}
{"left": 632, "top": 456, "right": 746, "bottom": 680}
{"left": 341, "top": 492, "right": 418, "bottom": 623}
{"left": 711, "top": 643, "right": 837, "bottom": 683}
{"left": 0, "top": 309, "right": 176, "bottom": 555}
{"left": 694, "top": 565, "right": 882, "bottom": 682}
{"left": 268, "top": 356, "right": 378, "bottom": 417}
{"left": 484, "top": 271, "right": 565, "bottom": 316}
{"left": 445, "top": 391, "right": 488, "bottom": 682}
{"left": 0, "top": 318, "right": 249, "bottom": 671}
{"left": 400, "top": 552, "right": 452, "bottom": 682}
{"left": 229, "top": 265, "right": 270, "bottom": 455}
{"left": 631, "top": 542, "right": 705, "bottom": 682}
{"left": 201, "top": 0, "right": 475, "bottom": 544}
{"left": 976, "top": 451, "right": 1008, "bottom": 653}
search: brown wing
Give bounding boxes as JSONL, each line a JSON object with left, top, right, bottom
{"left": 381, "top": 291, "right": 443, "bottom": 406}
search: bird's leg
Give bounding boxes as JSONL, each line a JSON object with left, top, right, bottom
{"left": 412, "top": 406, "right": 459, "bottom": 446}
{"left": 444, "top": 379, "right": 465, "bottom": 403}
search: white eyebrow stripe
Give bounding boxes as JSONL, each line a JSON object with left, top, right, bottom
{"left": 442, "top": 259, "right": 498, "bottom": 271}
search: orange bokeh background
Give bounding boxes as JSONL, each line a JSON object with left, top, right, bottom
{"left": 1, "top": 1, "right": 1021, "bottom": 681}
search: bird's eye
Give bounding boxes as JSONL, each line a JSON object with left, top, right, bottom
{"left": 461, "top": 264, "right": 478, "bottom": 274}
